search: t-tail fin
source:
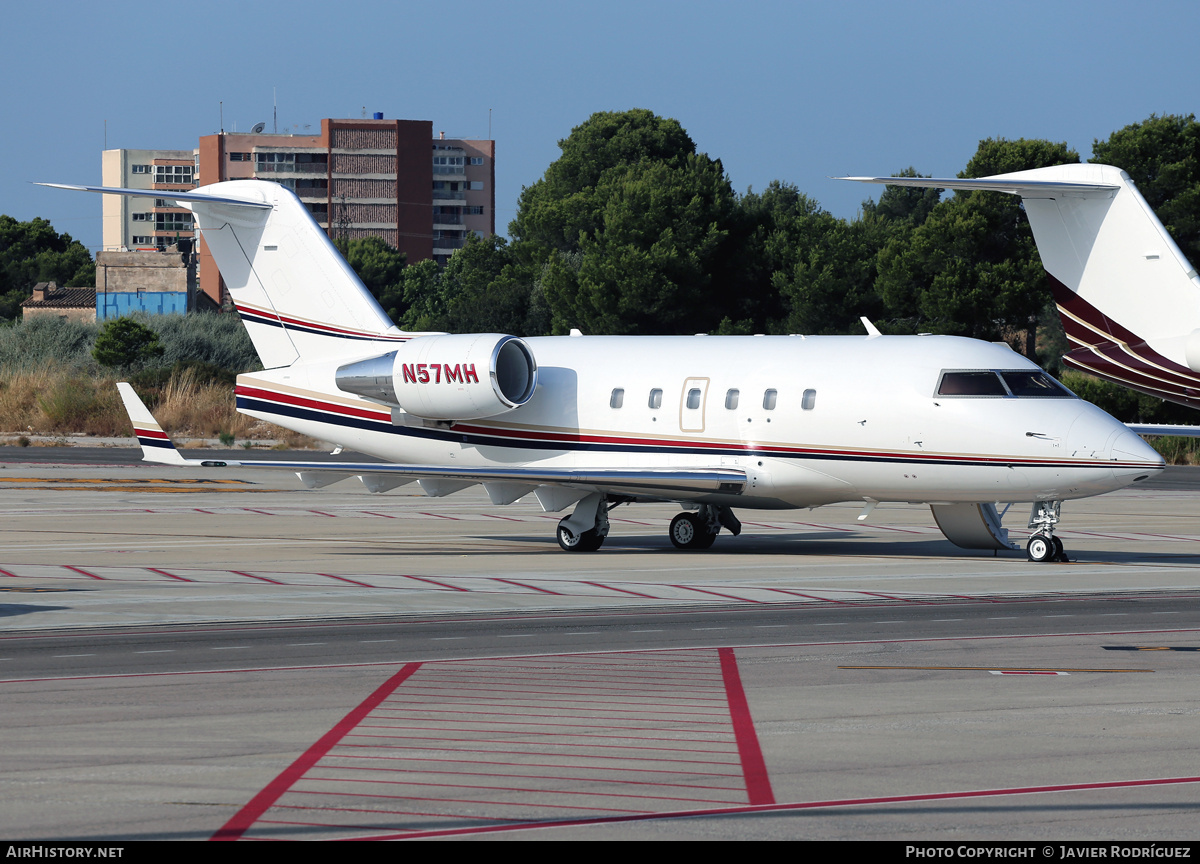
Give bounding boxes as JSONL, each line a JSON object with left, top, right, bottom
{"left": 844, "top": 165, "right": 1200, "bottom": 408}
{"left": 40, "top": 181, "right": 415, "bottom": 369}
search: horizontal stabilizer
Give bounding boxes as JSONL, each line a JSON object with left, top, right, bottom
{"left": 35, "top": 183, "right": 273, "bottom": 209}
{"left": 1127, "top": 424, "right": 1200, "bottom": 438}
{"left": 840, "top": 175, "right": 1119, "bottom": 196}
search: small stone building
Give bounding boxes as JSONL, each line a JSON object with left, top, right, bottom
{"left": 95, "top": 248, "right": 199, "bottom": 319}
{"left": 20, "top": 282, "right": 97, "bottom": 322}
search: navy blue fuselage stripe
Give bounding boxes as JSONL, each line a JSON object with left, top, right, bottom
{"left": 137, "top": 436, "right": 176, "bottom": 449}
{"left": 238, "top": 311, "right": 406, "bottom": 342}
{"left": 237, "top": 394, "right": 1120, "bottom": 471}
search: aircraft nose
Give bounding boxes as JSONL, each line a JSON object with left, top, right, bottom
{"left": 1108, "top": 429, "right": 1166, "bottom": 474}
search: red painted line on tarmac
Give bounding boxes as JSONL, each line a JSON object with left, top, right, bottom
{"left": 0, "top": 567, "right": 20, "bottom": 578}
{"left": 357, "top": 774, "right": 1200, "bottom": 840}
{"left": 301, "top": 774, "right": 738, "bottom": 807}
{"left": 314, "top": 763, "right": 742, "bottom": 793}
{"left": 63, "top": 565, "right": 104, "bottom": 580}
{"left": 792, "top": 521, "right": 856, "bottom": 532}
{"left": 481, "top": 513, "right": 524, "bottom": 522}
{"left": 673, "top": 585, "right": 763, "bottom": 604}
{"left": 418, "top": 511, "right": 460, "bottom": 521}
{"left": 581, "top": 581, "right": 659, "bottom": 599}
{"left": 146, "top": 567, "right": 195, "bottom": 583}
{"left": 491, "top": 578, "right": 563, "bottom": 595}
{"left": 211, "top": 662, "right": 422, "bottom": 841}
{"left": 857, "top": 591, "right": 933, "bottom": 605}
{"left": 335, "top": 752, "right": 741, "bottom": 779}
{"left": 718, "top": 647, "right": 774, "bottom": 805}
{"left": 398, "top": 573, "right": 469, "bottom": 592}
{"left": 318, "top": 573, "right": 376, "bottom": 588}
{"left": 307, "top": 510, "right": 337, "bottom": 517}
{"left": 241, "top": 508, "right": 276, "bottom": 516}
{"left": 230, "top": 570, "right": 285, "bottom": 585}
{"left": 762, "top": 589, "right": 855, "bottom": 604}
{"left": 362, "top": 511, "right": 398, "bottom": 519}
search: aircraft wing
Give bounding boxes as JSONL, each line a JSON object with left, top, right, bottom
{"left": 116, "top": 384, "right": 746, "bottom": 498}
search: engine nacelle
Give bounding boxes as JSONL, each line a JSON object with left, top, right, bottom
{"left": 335, "top": 333, "right": 538, "bottom": 420}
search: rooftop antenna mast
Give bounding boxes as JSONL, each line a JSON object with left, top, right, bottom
{"left": 273, "top": 87, "right": 277, "bottom": 134}
{"left": 219, "top": 101, "right": 224, "bottom": 134}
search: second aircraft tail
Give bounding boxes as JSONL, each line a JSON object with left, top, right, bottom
{"left": 846, "top": 164, "right": 1200, "bottom": 408}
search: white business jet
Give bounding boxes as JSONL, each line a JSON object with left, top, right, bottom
{"left": 43, "top": 176, "right": 1163, "bottom": 562}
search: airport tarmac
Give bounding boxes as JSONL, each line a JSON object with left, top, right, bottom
{"left": 1, "top": 450, "right": 1198, "bottom": 840}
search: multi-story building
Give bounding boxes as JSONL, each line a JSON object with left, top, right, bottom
{"left": 100, "top": 149, "right": 198, "bottom": 252}
{"left": 197, "top": 116, "right": 495, "bottom": 307}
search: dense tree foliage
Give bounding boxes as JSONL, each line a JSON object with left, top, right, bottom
{"left": 333, "top": 235, "right": 406, "bottom": 315}
{"left": 333, "top": 109, "right": 1199, "bottom": 422}
{"left": 1091, "top": 113, "right": 1200, "bottom": 264}
{"left": 0, "top": 216, "right": 95, "bottom": 321}
{"left": 875, "top": 139, "right": 1079, "bottom": 356}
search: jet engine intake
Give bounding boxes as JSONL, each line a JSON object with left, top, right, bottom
{"left": 335, "top": 333, "right": 538, "bottom": 420}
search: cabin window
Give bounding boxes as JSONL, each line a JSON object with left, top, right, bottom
{"left": 609, "top": 388, "right": 624, "bottom": 409}
{"left": 725, "top": 389, "right": 739, "bottom": 410}
{"left": 763, "top": 389, "right": 778, "bottom": 410}
{"left": 802, "top": 389, "right": 816, "bottom": 410}
{"left": 999, "top": 371, "right": 1074, "bottom": 398}
{"left": 686, "top": 388, "right": 702, "bottom": 409}
{"left": 936, "top": 371, "right": 1007, "bottom": 397}
{"left": 649, "top": 388, "right": 663, "bottom": 409}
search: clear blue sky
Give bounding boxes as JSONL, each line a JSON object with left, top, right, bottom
{"left": 3, "top": 0, "right": 1197, "bottom": 254}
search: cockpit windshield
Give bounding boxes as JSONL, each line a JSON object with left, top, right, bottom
{"left": 936, "top": 370, "right": 1074, "bottom": 399}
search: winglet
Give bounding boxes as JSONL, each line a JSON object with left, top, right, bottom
{"left": 116, "top": 383, "right": 189, "bottom": 465}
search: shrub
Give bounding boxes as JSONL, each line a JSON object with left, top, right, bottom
{"left": 93, "top": 317, "right": 164, "bottom": 370}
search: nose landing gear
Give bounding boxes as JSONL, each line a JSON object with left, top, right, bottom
{"left": 1026, "top": 500, "right": 1068, "bottom": 563}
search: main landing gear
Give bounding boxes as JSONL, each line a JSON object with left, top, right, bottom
{"left": 669, "top": 504, "right": 741, "bottom": 551}
{"left": 555, "top": 496, "right": 742, "bottom": 553}
{"left": 1026, "top": 500, "right": 1068, "bottom": 563}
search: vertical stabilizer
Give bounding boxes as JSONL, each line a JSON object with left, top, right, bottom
{"left": 183, "top": 181, "right": 412, "bottom": 368}
{"left": 38, "top": 181, "right": 416, "bottom": 370}
{"left": 844, "top": 165, "right": 1200, "bottom": 407}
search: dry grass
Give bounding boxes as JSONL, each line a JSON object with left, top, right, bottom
{"left": 0, "top": 365, "right": 315, "bottom": 446}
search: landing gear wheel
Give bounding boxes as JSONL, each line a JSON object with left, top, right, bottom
{"left": 557, "top": 522, "right": 605, "bottom": 552}
{"left": 1027, "top": 534, "right": 1053, "bottom": 563}
{"left": 669, "top": 512, "right": 718, "bottom": 550}
{"left": 1051, "top": 536, "right": 1067, "bottom": 562}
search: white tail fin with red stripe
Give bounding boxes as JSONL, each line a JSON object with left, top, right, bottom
{"left": 40, "top": 181, "right": 421, "bottom": 369}
{"left": 845, "top": 165, "right": 1200, "bottom": 408}
{"left": 116, "top": 382, "right": 188, "bottom": 465}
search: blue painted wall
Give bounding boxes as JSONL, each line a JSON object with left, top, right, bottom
{"left": 97, "top": 292, "right": 188, "bottom": 320}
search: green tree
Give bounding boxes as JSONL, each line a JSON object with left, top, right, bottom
{"left": 1091, "top": 114, "right": 1200, "bottom": 264}
{"left": 860, "top": 167, "right": 941, "bottom": 227}
{"left": 0, "top": 216, "right": 95, "bottom": 321}
{"left": 399, "top": 235, "right": 539, "bottom": 334}
{"left": 92, "top": 317, "right": 164, "bottom": 370}
{"left": 512, "top": 110, "right": 738, "bottom": 335}
{"left": 511, "top": 109, "right": 698, "bottom": 254}
{"left": 334, "top": 235, "right": 406, "bottom": 313}
{"left": 875, "top": 138, "right": 1079, "bottom": 357}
